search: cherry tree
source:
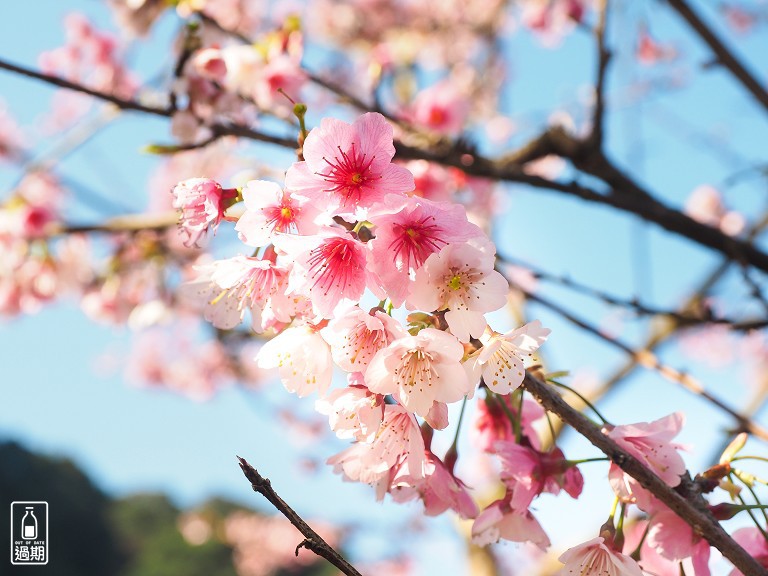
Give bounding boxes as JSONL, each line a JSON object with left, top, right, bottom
{"left": 1, "top": 0, "right": 768, "bottom": 574}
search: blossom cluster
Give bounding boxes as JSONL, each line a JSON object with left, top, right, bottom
{"left": 3, "top": 4, "right": 767, "bottom": 573}
{"left": 175, "top": 111, "right": 565, "bottom": 542}
{"left": 169, "top": 110, "right": 768, "bottom": 575}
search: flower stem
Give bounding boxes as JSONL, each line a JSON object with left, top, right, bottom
{"left": 547, "top": 379, "right": 609, "bottom": 424}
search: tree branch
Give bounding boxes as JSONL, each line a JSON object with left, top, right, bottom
{"left": 500, "top": 255, "right": 768, "bottom": 331}
{"left": 5, "top": 56, "right": 768, "bottom": 277}
{"left": 590, "top": 0, "right": 611, "bottom": 148}
{"left": 666, "top": 0, "right": 768, "bottom": 113}
{"left": 521, "top": 372, "right": 767, "bottom": 576}
{"left": 0, "top": 57, "right": 297, "bottom": 151}
{"left": 237, "top": 457, "right": 363, "bottom": 576}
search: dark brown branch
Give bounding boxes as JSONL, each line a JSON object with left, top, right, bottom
{"left": 666, "top": 0, "right": 768, "bottom": 113}
{"left": 0, "top": 57, "right": 297, "bottom": 151}
{"left": 521, "top": 373, "right": 767, "bottom": 576}
{"left": 590, "top": 0, "right": 611, "bottom": 148}
{"left": 500, "top": 255, "right": 768, "bottom": 331}
{"left": 6, "top": 56, "right": 768, "bottom": 277}
{"left": 237, "top": 457, "right": 363, "bottom": 576}
{"left": 568, "top": 212, "right": 768, "bottom": 427}
{"left": 0, "top": 58, "right": 170, "bottom": 117}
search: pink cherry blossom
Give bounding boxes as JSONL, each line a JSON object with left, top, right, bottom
{"left": 322, "top": 305, "right": 407, "bottom": 373}
{"left": 365, "top": 328, "right": 472, "bottom": 417}
{"left": 646, "top": 507, "right": 711, "bottom": 575}
{"left": 424, "top": 400, "right": 449, "bottom": 430}
{"left": 684, "top": 184, "right": 745, "bottom": 237}
{"left": 256, "top": 323, "right": 333, "bottom": 397}
{"left": 604, "top": 412, "right": 686, "bottom": 496}
{"left": 39, "top": 14, "right": 136, "bottom": 98}
{"left": 471, "top": 495, "right": 550, "bottom": 549}
{"left": 473, "top": 395, "right": 545, "bottom": 451}
{"left": 182, "top": 254, "right": 290, "bottom": 332}
{"left": 636, "top": 27, "right": 677, "bottom": 66}
{"left": 520, "top": 0, "right": 586, "bottom": 46}
{"left": 408, "top": 79, "right": 470, "bottom": 136}
{"left": 408, "top": 242, "right": 508, "bottom": 342}
{"left": 466, "top": 320, "right": 551, "bottom": 393}
{"left": 494, "top": 441, "right": 583, "bottom": 510}
{"left": 390, "top": 451, "right": 478, "bottom": 519}
{"left": 557, "top": 536, "right": 643, "bottom": 576}
{"left": 171, "top": 177, "right": 237, "bottom": 247}
{"left": 235, "top": 180, "right": 322, "bottom": 247}
{"left": 403, "top": 160, "right": 455, "bottom": 203}
{"left": 274, "top": 228, "right": 372, "bottom": 319}
{"left": 253, "top": 54, "right": 307, "bottom": 112}
{"left": 327, "top": 403, "right": 426, "bottom": 487}
{"left": 729, "top": 527, "right": 768, "bottom": 575}
{"left": 284, "top": 112, "right": 414, "bottom": 218}
{"left": 315, "top": 383, "right": 384, "bottom": 441}
{"left": 622, "top": 519, "right": 682, "bottom": 576}
{"left": 126, "top": 324, "right": 236, "bottom": 401}
{"left": 191, "top": 47, "right": 228, "bottom": 82}
{"left": 367, "top": 194, "right": 483, "bottom": 306}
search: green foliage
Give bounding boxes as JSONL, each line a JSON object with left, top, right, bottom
{"left": 111, "top": 494, "right": 237, "bottom": 576}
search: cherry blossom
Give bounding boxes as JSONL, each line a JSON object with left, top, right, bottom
{"left": 285, "top": 112, "right": 414, "bottom": 218}
{"left": 408, "top": 242, "right": 509, "bottom": 342}
{"left": 729, "top": 527, "right": 768, "bottom": 576}
{"left": 322, "top": 305, "right": 407, "bottom": 373}
{"left": 274, "top": 228, "right": 372, "bottom": 319}
{"left": 471, "top": 495, "right": 550, "bottom": 549}
{"left": 171, "top": 177, "right": 237, "bottom": 246}
{"left": 367, "top": 194, "right": 483, "bottom": 306}
{"left": 182, "top": 253, "right": 290, "bottom": 331}
{"left": 389, "top": 450, "right": 478, "bottom": 519}
{"left": 494, "top": 441, "right": 583, "bottom": 510}
{"left": 327, "top": 403, "right": 426, "bottom": 488}
{"left": 465, "top": 320, "right": 551, "bottom": 393}
{"left": 408, "top": 79, "right": 470, "bottom": 136}
{"left": 604, "top": 412, "right": 686, "bottom": 505}
{"left": 315, "top": 383, "right": 384, "bottom": 441}
{"left": 365, "top": 328, "right": 472, "bottom": 418}
{"left": 235, "top": 180, "right": 322, "bottom": 247}
{"left": 636, "top": 27, "right": 677, "bottom": 66}
{"left": 685, "top": 184, "right": 745, "bottom": 237}
{"left": 473, "top": 394, "right": 545, "bottom": 451}
{"left": 256, "top": 323, "right": 334, "bottom": 397}
{"left": 557, "top": 536, "right": 643, "bottom": 576}
{"left": 647, "top": 506, "right": 711, "bottom": 575}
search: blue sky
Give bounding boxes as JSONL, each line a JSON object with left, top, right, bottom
{"left": 1, "top": 1, "right": 768, "bottom": 573}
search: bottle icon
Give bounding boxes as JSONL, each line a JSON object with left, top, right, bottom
{"left": 21, "top": 507, "right": 37, "bottom": 540}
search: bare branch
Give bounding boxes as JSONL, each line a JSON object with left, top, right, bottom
{"left": 666, "top": 0, "right": 768, "bottom": 113}
{"left": 500, "top": 255, "right": 768, "bottom": 331}
{"left": 237, "top": 457, "right": 363, "bottom": 576}
{"left": 590, "top": 0, "right": 611, "bottom": 148}
{"left": 503, "top": 273, "right": 768, "bottom": 442}
{"left": 0, "top": 57, "right": 297, "bottom": 151}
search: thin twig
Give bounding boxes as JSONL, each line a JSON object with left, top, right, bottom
{"left": 503, "top": 275, "right": 768, "bottom": 442}
{"left": 499, "top": 255, "right": 768, "bottom": 331}
{"left": 666, "top": 0, "right": 768, "bottom": 113}
{"left": 590, "top": 0, "right": 611, "bottom": 148}
{"left": 237, "top": 457, "right": 363, "bottom": 576}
